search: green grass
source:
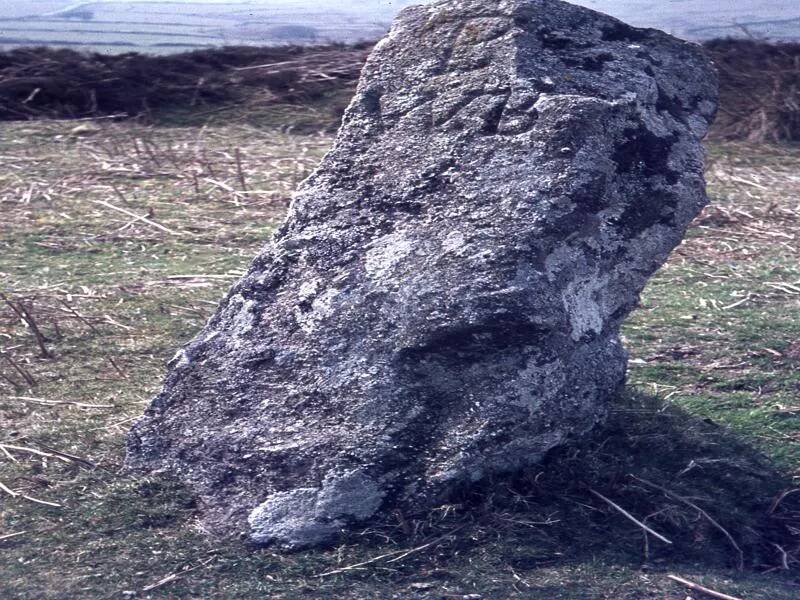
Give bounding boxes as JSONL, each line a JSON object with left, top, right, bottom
{"left": 622, "top": 144, "right": 800, "bottom": 470}
{"left": 1, "top": 121, "right": 800, "bottom": 598}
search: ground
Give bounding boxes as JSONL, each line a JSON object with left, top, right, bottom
{"left": 0, "top": 116, "right": 799, "bottom": 599}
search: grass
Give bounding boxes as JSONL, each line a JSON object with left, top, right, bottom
{"left": 625, "top": 143, "right": 800, "bottom": 468}
{"left": 1, "top": 118, "right": 800, "bottom": 598}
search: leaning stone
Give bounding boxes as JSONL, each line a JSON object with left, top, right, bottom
{"left": 126, "top": 0, "right": 718, "bottom": 549}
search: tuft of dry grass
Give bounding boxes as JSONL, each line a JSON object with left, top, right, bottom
{"left": 707, "top": 40, "right": 800, "bottom": 143}
{"left": 0, "top": 44, "right": 369, "bottom": 123}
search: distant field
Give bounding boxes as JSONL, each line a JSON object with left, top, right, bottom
{"left": 0, "top": 1, "right": 73, "bottom": 20}
{"left": 2, "top": 1, "right": 800, "bottom": 55}
{"left": 573, "top": 0, "right": 800, "bottom": 39}
{"left": 0, "top": 1, "right": 394, "bottom": 54}
{"left": 3, "top": 0, "right": 800, "bottom": 56}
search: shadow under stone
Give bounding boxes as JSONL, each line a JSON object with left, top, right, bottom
{"left": 352, "top": 390, "right": 800, "bottom": 574}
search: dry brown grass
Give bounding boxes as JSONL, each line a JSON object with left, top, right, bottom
{"left": 708, "top": 40, "right": 800, "bottom": 143}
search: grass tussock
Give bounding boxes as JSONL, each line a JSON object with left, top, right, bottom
{"left": 0, "top": 44, "right": 368, "bottom": 127}
{"left": 707, "top": 39, "right": 800, "bottom": 143}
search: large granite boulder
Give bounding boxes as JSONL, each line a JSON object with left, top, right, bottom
{"left": 127, "top": 0, "right": 717, "bottom": 548}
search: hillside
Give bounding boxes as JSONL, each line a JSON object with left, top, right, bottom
{"left": 2, "top": 40, "right": 799, "bottom": 144}
{"left": 1, "top": 0, "right": 800, "bottom": 55}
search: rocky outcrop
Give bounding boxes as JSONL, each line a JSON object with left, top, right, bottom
{"left": 126, "top": 0, "right": 717, "bottom": 549}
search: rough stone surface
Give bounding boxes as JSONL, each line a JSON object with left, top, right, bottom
{"left": 126, "top": 0, "right": 718, "bottom": 549}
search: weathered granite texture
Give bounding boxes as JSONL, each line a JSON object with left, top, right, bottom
{"left": 126, "top": 0, "right": 717, "bottom": 548}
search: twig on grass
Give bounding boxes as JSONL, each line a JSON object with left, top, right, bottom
{"left": 202, "top": 177, "right": 247, "bottom": 200}
{"left": 108, "top": 357, "right": 127, "bottom": 379}
{"left": 0, "top": 445, "right": 18, "bottom": 462}
{"left": 640, "top": 508, "right": 670, "bottom": 564}
{"left": 0, "top": 444, "right": 71, "bottom": 463}
{"left": 36, "top": 443, "right": 97, "bottom": 469}
{"left": 728, "top": 175, "right": 768, "bottom": 190}
{"left": 316, "top": 525, "right": 467, "bottom": 577}
{"left": 588, "top": 489, "right": 673, "bottom": 545}
{"left": 769, "top": 488, "right": 800, "bottom": 514}
{"left": 0, "top": 480, "right": 18, "bottom": 497}
{"left": 110, "top": 182, "right": 131, "bottom": 206}
{"left": 165, "top": 274, "right": 242, "bottom": 280}
{"left": 20, "top": 494, "right": 61, "bottom": 508}
{"left": 0, "top": 371, "right": 23, "bottom": 390}
{"left": 234, "top": 147, "right": 248, "bottom": 192}
{"left": 142, "top": 572, "right": 181, "bottom": 593}
{"left": 771, "top": 543, "right": 790, "bottom": 570}
{"left": 7, "top": 396, "right": 114, "bottom": 409}
{"left": 666, "top": 575, "right": 743, "bottom": 600}
{"left": 103, "top": 315, "right": 133, "bottom": 331}
{"left": 386, "top": 533, "right": 455, "bottom": 563}
{"left": 142, "top": 557, "right": 216, "bottom": 592}
{"left": 89, "top": 198, "right": 183, "bottom": 237}
{"left": 3, "top": 355, "right": 37, "bottom": 387}
{"left": 631, "top": 476, "right": 744, "bottom": 570}
{"left": 767, "top": 281, "right": 800, "bottom": 295}
{"left": 315, "top": 547, "right": 417, "bottom": 577}
{"left": 58, "top": 300, "right": 99, "bottom": 333}
{"left": 721, "top": 295, "right": 752, "bottom": 311}
{"left": 1, "top": 294, "right": 53, "bottom": 358}
{"left": 0, "top": 531, "right": 26, "bottom": 542}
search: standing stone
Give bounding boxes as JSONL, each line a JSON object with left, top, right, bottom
{"left": 127, "top": 0, "right": 717, "bottom": 548}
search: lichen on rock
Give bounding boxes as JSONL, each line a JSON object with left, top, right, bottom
{"left": 126, "top": 0, "right": 718, "bottom": 549}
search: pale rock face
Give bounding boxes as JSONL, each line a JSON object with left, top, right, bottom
{"left": 126, "top": 0, "right": 717, "bottom": 549}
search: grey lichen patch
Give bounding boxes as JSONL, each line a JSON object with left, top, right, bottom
{"left": 248, "top": 471, "right": 384, "bottom": 548}
{"left": 317, "top": 470, "right": 385, "bottom": 521}
{"left": 562, "top": 272, "right": 608, "bottom": 341}
{"left": 364, "top": 231, "right": 416, "bottom": 282}
{"left": 293, "top": 279, "right": 341, "bottom": 334}
{"left": 127, "top": 0, "right": 717, "bottom": 549}
{"left": 248, "top": 489, "right": 342, "bottom": 549}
